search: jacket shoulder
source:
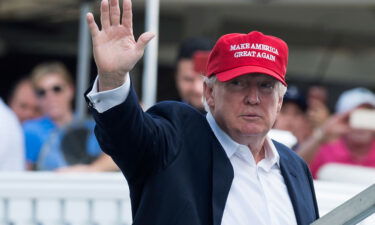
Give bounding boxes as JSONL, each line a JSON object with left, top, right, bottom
{"left": 272, "top": 140, "right": 307, "bottom": 167}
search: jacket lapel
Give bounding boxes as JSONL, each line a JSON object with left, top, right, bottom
{"left": 212, "top": 140, "right": 234, "bottom": 225}
{"left": 279, "top": 152, "right": 306, "bottom": 225}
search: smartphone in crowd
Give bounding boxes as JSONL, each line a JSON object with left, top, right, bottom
{"left": 349, "top": 109, "right": 375, "bottom": 130}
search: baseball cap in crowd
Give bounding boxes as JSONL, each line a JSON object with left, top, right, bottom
{"left": 206, "top": 31, "right": 289, "bottom": 86}
{"left": 335, "top": 88, "right": 375, "bottom": 113}
{"left": 283, "top": 85, "right": 307, "bottom": 112}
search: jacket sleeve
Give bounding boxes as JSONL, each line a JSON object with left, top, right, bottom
{"left": 88, "top": 85, "right": 183, "bottom": 184}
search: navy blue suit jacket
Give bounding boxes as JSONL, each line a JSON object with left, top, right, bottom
{"left": 88, "top": 86, "right": 319, "bottom": 225}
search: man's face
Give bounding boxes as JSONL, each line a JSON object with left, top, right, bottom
{"left": 35, "top": 73, "right": 74, "bottom": 120}
{"left": 176, "top": 59, "right": 204, "bottom": 110}
{"left": 275, "top": 102, "right": 311, "bottom": 141}
{"left": 10, "top": 81, "right": 41, "bottom": 122}
{"left": 275, "top": 102, "right": 303, "bottom": 132}
{"left": 204, "top": 74, "right": 283, "bottom": 145}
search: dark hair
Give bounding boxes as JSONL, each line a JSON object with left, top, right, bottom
{"left": 7, "top": 77, "right": 32, "bottom": 104}
{"left": 176, "top": 37, "right": 213, "bottom": 61}
{"left": 284, "top": 85, "right": 307, "bottom": 112}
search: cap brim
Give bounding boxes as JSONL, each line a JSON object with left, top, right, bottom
{"left": 215, "top": 65, "right": 287, "bottom": 86}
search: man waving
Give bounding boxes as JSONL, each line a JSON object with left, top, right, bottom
{"left": 86, "top": 0, "right": 319, "bottom": 224}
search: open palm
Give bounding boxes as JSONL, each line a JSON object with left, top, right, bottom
{"left": 87, "top": 0, "right": 154, "bottom": 90}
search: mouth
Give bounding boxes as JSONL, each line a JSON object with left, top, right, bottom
{"left": 240, "top": 114, "right": 261, "bottom": 120}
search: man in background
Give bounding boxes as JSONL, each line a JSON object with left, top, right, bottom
{"left": 23, "top": 61, "right": 117, "bottom": 172}
{"left": 175, "top": 37, "right": 212, "bottom": 111}
{"left": 273, "top": 85, "right": 311, "bottom": 149}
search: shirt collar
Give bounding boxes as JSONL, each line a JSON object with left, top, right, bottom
{"left": 206, "top": 111, "right": 280, "bottom": 169}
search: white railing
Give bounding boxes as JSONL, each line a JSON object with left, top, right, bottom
{"left": 314, "top": 181, "right": 375, "bottom": 224}
{"left": 0, "top": 172, "right": 131, "bottom": 225}
{"left": 315, "top": 164, "right": 375, "bottom": 224}
{"left": 317, "top": 163, "right": 375, "bottom": 185}
{"left": 0, "top": 171, "right": 373, "bottom": 225}
{"left": 312, "top": 184, "right": 375, "bottom": 225}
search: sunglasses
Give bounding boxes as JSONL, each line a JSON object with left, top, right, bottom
{"left": 35, "top": 85, "right": 64, "bottom": 98}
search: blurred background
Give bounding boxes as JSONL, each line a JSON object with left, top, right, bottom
{"left": 1, "top": 0, "right": 375, "bottom": 108}
{"left": 0, "top": 1, "right": 375, "bottom": 224}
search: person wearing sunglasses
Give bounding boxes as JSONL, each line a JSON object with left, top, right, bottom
{"left": 22, "top": 62, "right": 118, "bottom": 172}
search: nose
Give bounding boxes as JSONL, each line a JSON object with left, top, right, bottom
{"left": 44, "top": 91, "right": 55, "bottom": 100}
{"left": 245, "top": 87, "right": 260, "bottom": 105}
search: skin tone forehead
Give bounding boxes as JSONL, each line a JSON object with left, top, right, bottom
{"left": 208, "top": 73, "right": 283, "bottom": 108}
{"left": 176, "top": 59, "right": 199, "bottom": 80}
{"left": 214, "top": 74, "right": 281, "bottom": 98}
{"left": 209, "top": 73, "right": 283, "bottom": 110}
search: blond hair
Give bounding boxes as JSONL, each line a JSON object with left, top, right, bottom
{"left": 31, "top": 62, "right": 73, "bottom": 88}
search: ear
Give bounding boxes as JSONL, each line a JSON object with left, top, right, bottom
{"left": 203, "top": 82, "right": 215, "bottom": 109}
{"left": 276, "top": 95, "right": 283, "bottom": 114}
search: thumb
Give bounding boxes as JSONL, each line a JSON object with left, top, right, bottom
{"left": 136, "top": 32, "right": 155, "bottom": 52}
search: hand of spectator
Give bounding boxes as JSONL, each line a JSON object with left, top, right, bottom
{"left": 86, "top": 0, "right": 154, "bottom": 91}
{"left": 307, "top": 98, "right": 330, "bottom": 128}
{"left": 296, "top": 111, "right": 351, "bottom": 163}
{"left": 315, "top": 111, "right": 351, "bottom": 143}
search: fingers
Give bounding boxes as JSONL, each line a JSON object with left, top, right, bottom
{"left": 337, "top": 110, "right": 351, "bottom": 122}
{"left": 136, "top": 32, "right": 155, "bottom": 51}
{"left": 86, "top": 13, "right": 99, "bottom": 38}
{"left": 121, "top": 0, "right": 133, "bottom": 35}
{"left": 100, "top": 0, "right": 110, "bottom": 30}
{"left": 110, "top": 0, "right": 121, "bottom": 26}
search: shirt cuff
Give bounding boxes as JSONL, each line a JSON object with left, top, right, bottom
{"left": 86, "top": 73, "right": 131, "bottom": 113}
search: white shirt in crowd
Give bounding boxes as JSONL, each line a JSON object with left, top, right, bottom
{"left": 87, "top": 75, "right": 297, "bottom": 225}
{"left": 0, "top": 98, "right": 25, "bottom": 171}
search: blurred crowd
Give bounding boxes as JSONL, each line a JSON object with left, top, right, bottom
{"left": 1, "top": 37, "right": 374, "bottom": 179}
{"left": 272, "top": 85, "right": 375, "bottom": 178}
{"left": 1, "top": 62, "right": 118, "bottom": 172}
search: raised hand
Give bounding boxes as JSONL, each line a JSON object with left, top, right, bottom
{"left": 315, "top": 111, "right": 351, "bottom": 144}
{"left": 86, "top": 0, "right": 154, "bottom": 91}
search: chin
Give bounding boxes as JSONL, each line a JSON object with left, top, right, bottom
{"left": 240, "top": 126, "right": 268, "bottom": 137}
{"left": 48, "top": 111, "right": 62, "bottom": 119}
{"left": 191, "top": 101, "right": 204, "bottom": 109}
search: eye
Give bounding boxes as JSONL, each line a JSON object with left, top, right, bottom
{"left": 228, "top": 79, "right": 244, "bottom": 87}
{"left": 182, "top": 77, "right": 194, "bottom": 83}
{"left": 230, "top": 80, "right": 240, "bottom": 85}
{"left": 260, "top": 81, "right": 275, "bottom": 89}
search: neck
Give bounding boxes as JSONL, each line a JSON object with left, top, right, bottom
{"left": 53, "top": 111, "right": 73, "bottom": 127}
{"left": 234, "top": 135, "right": 267, "bottom": 164}
{"left": 248, "top": 137, "right": 267, "bottom": 164}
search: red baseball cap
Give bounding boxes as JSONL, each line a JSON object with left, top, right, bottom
{"left": 206, "top": 31, "right": 288, "bottom": 86}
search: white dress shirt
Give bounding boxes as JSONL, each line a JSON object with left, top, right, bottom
{"left": 87, "top": 76, "right": 297, "bottom": 224}
{"left": 0, "top": 98, "right": 25, "bottom": 171}
{"left": 206, "top": 112, "right": 297, "bottom": 225}
{"left": 87, "top": 73, "right": 131, "bottom": 113}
